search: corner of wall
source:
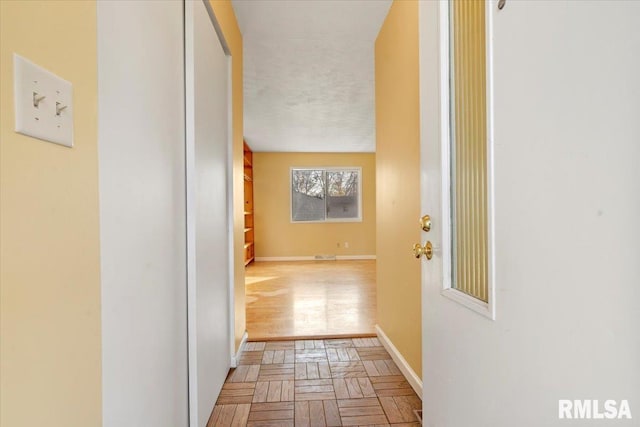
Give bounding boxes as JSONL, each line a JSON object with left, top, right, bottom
{"left": 374, "top": 0, "right": 422, "bottom": 378}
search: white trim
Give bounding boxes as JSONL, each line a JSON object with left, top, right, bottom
{"left": 336, "top": 255, "right": 376, "bottom": 260}
{"left": 184, "top": 3, "right": 198, "bottom": 424}
{"left": 485, "top": 0, "right": 497, "bottom": 321}
{"left": 225, "top": 37, "right": 236, "bottom": 372}
{"left": 375, "top": 325, "right": 422, "bottom": 399}
{"left": 230, "top": 331, "right": 248, "bottom": 368}
{"left": 292, "top": 218, "right": 364, "bottom": 224}
{"left": 441, "top": 288, "right": 490, "bottom": 315}
{"left": 202, "top": 0, "right": 230, "bottom": 55}
{"left": 255, "top": 256, "right": 314, "bottom": 262}
{"left": 439, "top": 0, "right": 453, "bottom": 293}
{"left": 437, "top": 0, "right": 496, "bottom": 320}
{"left": 254, "top": 255, "right": 376, "bottom": 262}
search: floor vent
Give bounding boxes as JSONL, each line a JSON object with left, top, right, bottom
{"left": 414, "top": 409, "right": 423, "bottom": 424}
{"left": 314, "top": 254, "right": 336, "bottom": 260}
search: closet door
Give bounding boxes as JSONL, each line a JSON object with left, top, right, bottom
{"left": 98, "top": 1, "right": 188, "bottom": 426}
{"left": 185, "top": 1, "right": 232, "bottom": 425}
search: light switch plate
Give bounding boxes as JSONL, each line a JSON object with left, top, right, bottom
{"left": 13, "top": 54, "right": 74, "bottom": 147}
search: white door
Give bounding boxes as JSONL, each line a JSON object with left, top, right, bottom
{"left": 185, "top": 1, "right": 232, "bottom": 425}
{"left": 419, "top": 1, "right": 640, "bottom": 426}
{"left": 98, "top": 1, "right": 189, "bottom": 425}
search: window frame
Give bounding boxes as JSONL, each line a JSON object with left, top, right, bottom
{"left": 439, "top": 0, "right": 496, "bottom": 320}
{"left": 289, "top": 166, "right": 363, "bottom": 224}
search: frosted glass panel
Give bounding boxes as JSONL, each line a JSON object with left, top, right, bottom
{"left": 450, "top": 0, "right": 489, "bottom": 302}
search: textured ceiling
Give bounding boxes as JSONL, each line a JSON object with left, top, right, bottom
{"left": 232, "top": 0, "right": 391, "bottom": 152}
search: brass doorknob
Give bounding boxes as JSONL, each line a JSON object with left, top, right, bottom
{"left": 420, "top": 215, "right": 431, "bottom": 232}
{"left": 413, "top": 241, "right": 433, "bottom": 260}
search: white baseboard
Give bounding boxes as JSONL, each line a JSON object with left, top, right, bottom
{"left": 254, "top": 255, "right": 376, "bottom": 262}
{"left": 230, "top": 331, "right": 248, "bottom": 368}
{"left": 337, "top": 255, "right": 376, "bottom": 260}
{"left": 375, "top": 325, "right": 423, "bottom": 399}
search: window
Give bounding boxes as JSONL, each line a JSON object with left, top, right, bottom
{"left": 442, "top": 0, "right": 494, "bottom": 316}
{"left": 291, "top": 168, "right": 362, "bottom": 222}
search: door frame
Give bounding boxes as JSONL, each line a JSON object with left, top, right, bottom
{"left": 184, "top": 0, "right": 235, "bottom": 424}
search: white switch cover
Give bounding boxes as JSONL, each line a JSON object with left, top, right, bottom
{"left": 14, "top": 54, "right": 73, "bottom": 147}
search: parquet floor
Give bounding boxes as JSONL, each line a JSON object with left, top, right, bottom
{"left": 209, "top": 337, "right": 422, "bottom": 426}
{"left": 245, "top": 261, "right": 376, "bottom": 340}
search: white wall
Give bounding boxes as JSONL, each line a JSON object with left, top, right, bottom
{"left": 420, "top": 1, "right": 640, "bottom": 426}
{"left": 185, "top": 1, "right": 232, "bottom": 425}
{"left": 97, "top": 2, "right": 188, "bottom": 426}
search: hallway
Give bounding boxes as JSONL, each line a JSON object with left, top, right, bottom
{"left": 245, "top": 261, "right": 376, "bottom": 340}
{"left": 3, "top": 1, "right": 639, "bottom": 426}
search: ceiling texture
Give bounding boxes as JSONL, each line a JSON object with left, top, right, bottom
{"left": 232, "top": 0, "right": 391, "bottom": 153}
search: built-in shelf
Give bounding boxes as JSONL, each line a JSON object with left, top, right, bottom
{"left": 244, "top": 140, "right": 255, "bottom": 266}
{"left": 244, "top": 242, "right": 255, "bottom": 266}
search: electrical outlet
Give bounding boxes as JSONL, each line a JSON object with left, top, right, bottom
{"left": 13, "top": 54, "right": 74, "bottom": 147}
{"left": 344, "top": 242, "right": 349, "bottom": 249}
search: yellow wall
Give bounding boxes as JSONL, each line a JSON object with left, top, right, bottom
{"left": 0, "top": 1, "right": 102, "bottom": 426}
{"left": 208, "top": 0, "right": 246, "bottom": 350}
{"left": 375, "top": 0, "right": 422, "bottom": 376}
{"left": 253, "top": 153, "right": 376, "bottom": 258}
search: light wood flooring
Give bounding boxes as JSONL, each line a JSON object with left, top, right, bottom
{"left": 245, "top": 261, "right": 376, "bottom": 340}
{"left": 209, "top": 337, "right": 422, "bottom": 426}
